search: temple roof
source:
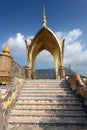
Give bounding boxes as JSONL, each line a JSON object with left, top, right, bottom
{"left": 31, "top": 26, "right": 61, "bottom": 63}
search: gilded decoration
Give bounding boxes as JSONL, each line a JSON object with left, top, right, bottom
{"left": 25, "top": 8, "right": 65, "bottom": 79}
{"left": 2, "top": 43, "right": 10, "bottom": 54}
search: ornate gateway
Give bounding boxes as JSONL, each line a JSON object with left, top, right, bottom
{"left": 25, "top": 8, "right": 65, "bottom": 79}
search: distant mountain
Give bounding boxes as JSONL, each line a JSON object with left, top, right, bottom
{"left": 35, "top": 67, "right": 76, "bottom": 79}
{"left": 64, "top": 67, "right": 76, "bottom": 76}
{"left": 35, "top": 68, "right": 56, "bottom": 79}
{"left": 24, "top": 66, "right": 85, "bottom": 79}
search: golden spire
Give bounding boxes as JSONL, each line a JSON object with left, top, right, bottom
{"left": 42, "top": 6, "right": 47, "bottom": 27}
{"left": 2, "top": 43, "right": 10, "bottom": 54}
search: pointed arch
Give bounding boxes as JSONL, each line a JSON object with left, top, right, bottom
{"left": 25, "top": 26, "right": 65, "bottom": 79}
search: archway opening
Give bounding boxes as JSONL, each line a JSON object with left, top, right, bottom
{"left": 35, "top": 50, "right": 56, "bottom": 79}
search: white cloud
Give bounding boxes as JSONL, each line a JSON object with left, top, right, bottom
{"left": 65, "top": 29, "right": 82, "bottom": 44}
{"left": 56, "top": 28, "right": 87, "bottom": 76}
{"left": 2, "top": 33, "right": 27, "bottom": 65}
{"left": 7, "top": 33, "right": 26, "bottom": 56}
{"left": 1, "top": 29, "right": 87, "bottom": 76}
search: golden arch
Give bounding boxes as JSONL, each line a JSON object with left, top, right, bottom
{"left": 25, "top": 26, "right": 65, "bottom": 79}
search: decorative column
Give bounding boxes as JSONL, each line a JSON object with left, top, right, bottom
{"left": 59, "top": 39, "right": 65, "bottom": 79}
{"left": 56, "top": 72, "right": 58, "bottom": 79}
{"left": 25, "top": 38, "right": 33, "bottom": 80}
{"left": 60, "top": 64, "right": 65, "bottom": 79}
{"left": 25, "top": 67, "right": 32, "bottom": 79}
{"left": 55, "top": 63, "right": 59, "bottom": 80}
{"left": 32, "top": 59, "right": 37, "bottom": 79}
{"left": 54, "top": 56, "right": 59, "bottom": 80}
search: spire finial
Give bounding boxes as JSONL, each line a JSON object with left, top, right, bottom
{"left": 42, "top": 5, "right": 47, "bottom": 27}
{"left": 2, "top": 43, "right": 10, "bottom": 54}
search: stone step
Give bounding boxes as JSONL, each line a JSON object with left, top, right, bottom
{"left": 23, "top": 84, "right": 67, "bottom": 86}
{"left": 20, "top": 93, "right": 74, "bottom": 96}
{"left": 14, "top": 106, "right": 84, "bottom": 111}
{"left": 20, "top": 89, "right": 71, "bottom": 92}
{"left": 21, "top": 90, "right": 71, "bottom": 93}
{"left": 8, "top": 116, "right": 87, "bottom": 124}
{"left": 17, "top": 99, "right": 80, "bottom": 104}
{"left": 23, "top": 84, "right": 67, "bottom": 87}
{"left": 17, "top": 98, "right": 80, "bottom": 103}
{"left": 7, "top": 126, "right": 87, "bottom": 130}
{"left": 8, "top": 116, "right": 87, "bottom": 126}
{"left": 25, "top": 82, "right": 66, "bottom": 84}
{"left": 16, "top": 100, "right": 82, "bottom": 105}
{"left": 23, "top": 84, "right": 66, "bottom": 88}
{"left": 25, "top": 80, "right": 66, "bottom": 83}
{"left": 18, "top": 96, "right": 77, "bottom": 100}
{"left": 21, "top": 87, "right": 70, "bottom": 90}
{"left": 21, "top": 90, "right": 68, "bottom": 94}
{"left": 20, "top": 93, "right": 75, "bottom": 97}
{"left": 11, "top": 111, "right": 87, "bottom": 117}
{"left": 24, "top": 81, "right": 66, "bottom": 83}
{"left": 14, "top": 104, "right": 82, "bottom": 109}
{"left": 24, "top": 82, "right": 67, "bottom": 84}
{"left": 20, "top": 90, "right": 72, "bottom": 94}
{"left": 24, "top": 84, "right": 66, "bottom": 87}
{"left": 11, "top": 109, "right": 86, "bottom": 114}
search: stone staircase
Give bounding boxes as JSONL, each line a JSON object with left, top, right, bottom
{"left": 7, "top": 80, "right": 87, "bottom": 130}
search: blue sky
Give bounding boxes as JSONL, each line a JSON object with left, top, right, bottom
{"left": 0, "top": 0, "right": 87, "bottom": 76}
